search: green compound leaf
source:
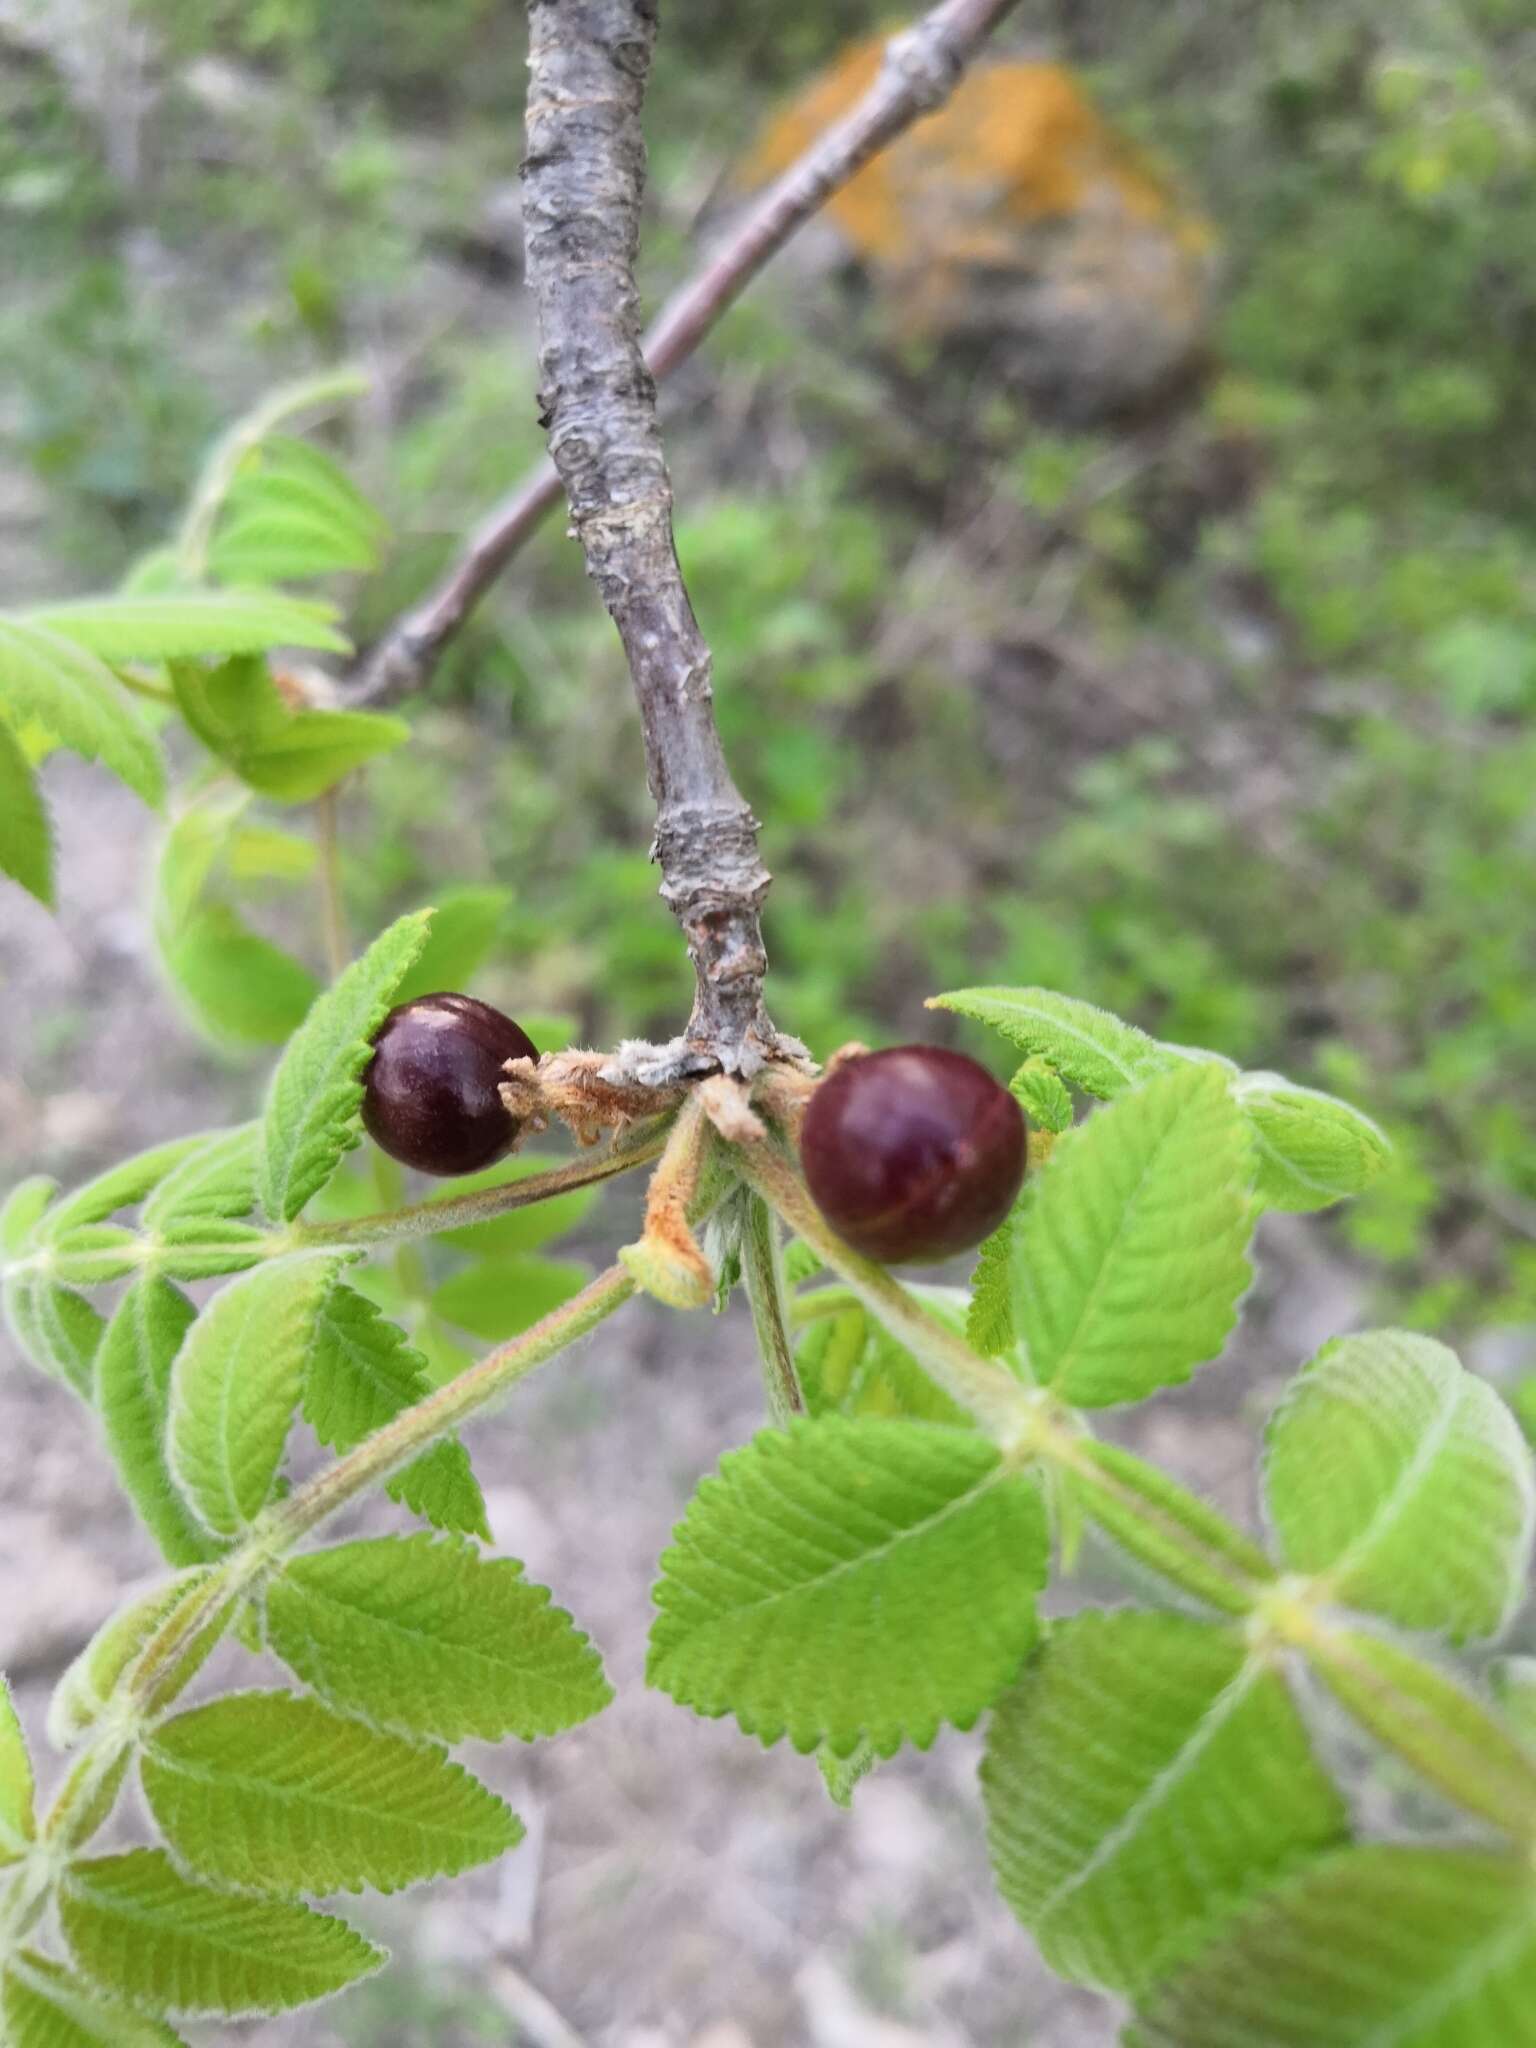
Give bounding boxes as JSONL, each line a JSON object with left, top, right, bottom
{"left": 141, "top": 1691, "right": 521, "bottom": 1897}
{"left": 2, "top": 1953, "right": 186, "bottom": 2047}
{"left": 1264, "top": 1332, "right": 1535, "bottom": 1641}
{"left": 1236, "top": 1071, "right": 1390, "bottom": 1212}
{"left": 3, "top": 1274, "right": 104, "bottom": 1395}
{"left": 929, "top": 987, "right": 1170, "bottom": 1098}
{"left": 0, "top": 617, "right": 163, "bottom": 806}
{"left": 142, "top": 1126, "right": 260, "bottom": 1230}
{"left": 259, "top": 909, "right": 432, "bottom": 1222}
{"left": 97, "top": 1279, "right": 225, "bottom": 1567}
{"left": 0, "top": 717, "right": 53, "bottom": 906}
{"left": 169, "top": 1255, "right": 345, "bottom": 1541}
{"left": 390, "top": 887, "right": 514, "bottom": 1008}
{"left": 648, "top": 1417, "right": 1048, "bottom": 1756}
{"left": 0, "top": 1677, "right": 34, "bottom": 1860}
{"left": 172, "top": 655, "right": 407, "bottom": 804}
{"left": 49, "top": 1570, "right": 217, "bottom": 1749}
{"left": 22, "top": 590, "right": 350, "bottom": 660}
{"left": 266, "top": 1533, "right": 612, "bottom": 1741}
{"left": 981, "top": 1611, "right": 1346, "bottom": 1996}
{"left": 60, "top": 1848, "right": 383, "bottom": 2016}
{"left": 1066, "top": 1441, "right": 1273, "bottom": 1615}
{"left": 303, "top": 1284, "right": 488, "bottom": 1539}
{"left": 1127, "top": 1846, "right": 1536, "bottom": 2048}
{"left": 1015, "top": 1064, "right": 1254, "bottom": 1406}
{"left": 1, "top": 1175, "right": 57, "bottom": 1255}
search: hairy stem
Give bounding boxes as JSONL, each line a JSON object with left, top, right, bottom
{"left": 291, "top": 1119, "right": 670, "bottom": 1248}
{"left": 741, "top": 1193, "right": 804, "bottom": 1425}
{"left": 522, "top": 0, "right": 776, "bottom": 1076}
{"left": 345, "top": 0, "right": 1021, "bottom": 707}
{"left": 17, "top": 1266, "right": 637, "bottom": 1878}
{"left": 265, "top": 1264, "right": 635, "bottom": 1550}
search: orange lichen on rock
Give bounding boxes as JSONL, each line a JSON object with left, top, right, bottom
{"left": 742, "top": 40, "right": 1217, "bottom": 421}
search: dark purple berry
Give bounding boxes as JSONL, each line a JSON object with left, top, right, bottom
{"left": 362, "top": 993, "right": 537, "bottom": 1177}
{"left": 799, "top": 1045, "right": 1027, "bottom": 1264}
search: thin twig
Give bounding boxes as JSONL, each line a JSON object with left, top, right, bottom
{"left": 522, "top": 0, "right": 777, "bottom": 1078}
{"left": 343, "top": 0, "right": 1022, "bottom": 706}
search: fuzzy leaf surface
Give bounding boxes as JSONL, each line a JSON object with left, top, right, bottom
{"left": 930, "top": 987, "right": 1170, "bottom": 1098}
{"left": 302, "top": 1283, "right": 487, "bottom": 1538}
{"left": 141, "top": 1690, "right": 520, "bottom": 1897}
{"left": 259, "top": 910, "right": 431, "bottom": 1221}
{"left": 0, "top": 1678, "right": 33, "bottom": 1859}
{"left": 0, "top": 618, "right": 163, "bottom": 805}
{"left": 2, "top": 1954, "right": 185, "bottom": 2047}
{"left": 0, "top": 718, "right": 53, "bottom": 905}
{"left": 22, "top": 591, "right": 349, "bottom": 660}
{"left": 169, "top": 1255, "right": 343, "bottom": 1539}
{"left": 1, "top": 1176, "right": 57, "bottom": 1255}
{"left": 3, "top": 1274, "right": 104, "bottom": 1395}
{"left": 1237, "top": 1072, "right": 1390, "bottom": 1211}
{"left": 1015, "top": 1064, "right": 1254, "bottom": 1405}
{"left": 172, "top": 656, "right": 407, "bottom": 803}
{"left": 982, "top": 1611, "right": 1345, "bottom": 1994}
{"left": 649, "top": 1417, "right": 1048, "bottom": 1755}
{"left": 60, "top": 1849, "right": 383, "bottom": 2015}
{"left": 1127, "top": 1846, "right": 1536, "bottom": 2047}
{"left": 142, "top": 1126, "right": 260, "bottom": 1229}
{"left": 1265, "top": 1332, "right": 1535, "bottom": 1640}
{"left": 97, "top": 1279, "right": 224, "bottom": 1567}
{"left": 266, "top": 1534, "right": 611, "bottom": 1741}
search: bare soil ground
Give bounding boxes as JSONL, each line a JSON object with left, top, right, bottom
{"left": 0, "top": 765, "right": 1366, "bottom": 2048}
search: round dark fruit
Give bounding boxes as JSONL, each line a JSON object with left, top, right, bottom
{"left": 799, "top": 1045, "right": 1026, "bottom": 1265}
{"left": 362, "top": 993, "right": 538, "bottom": 1177}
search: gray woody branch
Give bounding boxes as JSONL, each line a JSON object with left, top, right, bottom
{"left": 347, "top": 0, "right": 1020, "bottom": 707}
{"left": 522, "top": 0, "right": 778, "bottom": 1078}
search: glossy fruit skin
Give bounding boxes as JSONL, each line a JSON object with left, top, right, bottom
{"left": 799, "top": 1045, "right": 1027, "bottom": 1265}
{"left": 362, "top": 993, "right": 538, "bottom": 1177}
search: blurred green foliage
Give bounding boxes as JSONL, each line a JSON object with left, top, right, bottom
{"left": 5, "top": 1, "right": 1536, "bottom": 1337}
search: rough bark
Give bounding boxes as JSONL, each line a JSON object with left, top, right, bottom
{"left": 522, "top": 0, "right": 778, "bottom": 1076}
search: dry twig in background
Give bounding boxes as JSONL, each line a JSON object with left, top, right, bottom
{"left": 345, "top": 0, "right": 1021, "bottom": 707}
